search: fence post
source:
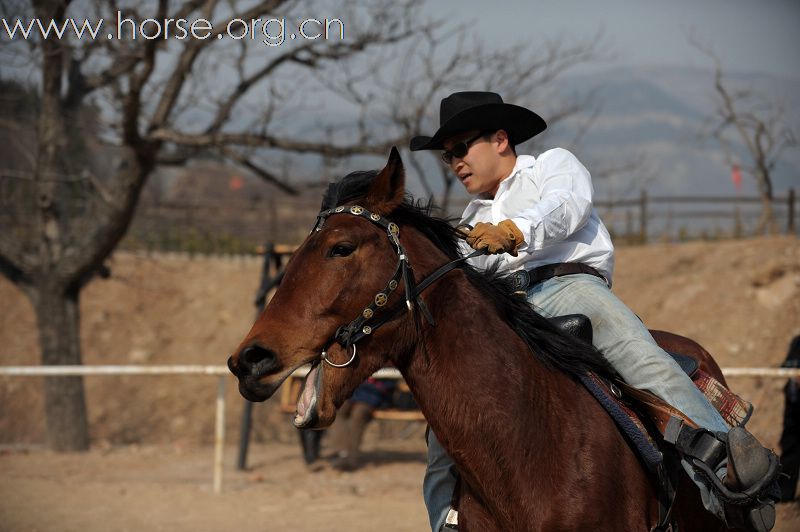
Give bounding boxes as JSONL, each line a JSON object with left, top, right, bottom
{"left": 788, "top": 188, "right": 796, "bottom": 234}
{"left": 237, "top": 243, "right": 277, "bottom": 471}
{"left": 625, "top": 210, "right": 633, "bottom": 245}
{"left": 639, "top": 190, "right": 648, "bottom": 244}
{"left": 733, "top": 205, "right": 743, "bottom": 239}
{"left": 214, "top": 375, "right": 226, "bottom": 494}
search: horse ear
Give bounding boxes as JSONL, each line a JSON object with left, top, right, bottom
{"left": 366, "top": 146, "right": 405, "bottom": 216}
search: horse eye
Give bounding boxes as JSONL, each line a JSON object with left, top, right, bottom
{"left": 328, "top": 243, "right": 356, "bottom": 258}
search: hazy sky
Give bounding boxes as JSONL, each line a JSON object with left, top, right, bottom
{"left": 427, "top": 0, "right": 799, "bottom": 79}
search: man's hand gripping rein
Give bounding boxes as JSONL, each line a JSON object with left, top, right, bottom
{"left": 465, "top": 219, "right": 524, "bottom": 256}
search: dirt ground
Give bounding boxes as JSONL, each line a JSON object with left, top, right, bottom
{"left": 1, "top": 235, "right": 799, "bottom": 531}
{"left": 0, "top": 441, "right": 798, "bottom": 532}
{"left": 0, "top": 441, "right": 433, "bottom": 532}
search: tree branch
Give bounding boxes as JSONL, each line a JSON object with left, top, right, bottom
{"left": 148, "top": 128, "right": 397, "bottom": 156}
{"left": 80, "top": 0, "right": 208, "bottom": 94}
{"left": 121, "top": 0, "right": 168, "bottom": 147}
{"left": 148, "top": 0, "right": 288, "bottom": 132}
{"left": 219, "top": 146, "right": 299, "bottom": 195}
{"left": 0, "top": 230, "right": 35, "bottom": 281}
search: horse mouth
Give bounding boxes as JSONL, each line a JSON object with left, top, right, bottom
{"left": 294, "top": 361, "right": 322, "bottom": 428}
{"left": 237, "top": 376, "right": 280, "bottom": 402}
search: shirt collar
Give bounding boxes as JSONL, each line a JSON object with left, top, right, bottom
{"left": 507, "top": 154, "right": 536, "bottom": 181}
{"left": 492, "top": 154, "right": 536, "bottom": 196}
{"left": 462, "top": 154, "right": 537, "bottom": 214}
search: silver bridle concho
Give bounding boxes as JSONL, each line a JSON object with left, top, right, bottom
{"left": 312, "top": 205, "right": 411, "bottom": 368}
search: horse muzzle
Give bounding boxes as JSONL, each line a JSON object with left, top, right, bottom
{"left": 228, "top": 344, "right": 284, "bottom": 402}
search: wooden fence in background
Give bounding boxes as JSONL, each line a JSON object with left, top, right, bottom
{"left": 119, "top": 188, "right": 798, "bottom": 253}
{"left": 595, "top": 189, "right": 796, "bottom": 244}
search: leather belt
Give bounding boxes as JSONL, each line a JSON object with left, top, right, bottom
{"left": 509, "top": 262, "right": 607, "bottom": 292}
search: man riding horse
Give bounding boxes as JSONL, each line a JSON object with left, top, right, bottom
{"left": 409, "top": 91, "right": 778, "bottom": 532}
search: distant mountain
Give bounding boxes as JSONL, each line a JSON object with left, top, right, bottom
{"left": 585, "top": 78, "right": 700, "bottom": 118}
{"left": 539, "top": 65, "right": 800, "bottom": 199}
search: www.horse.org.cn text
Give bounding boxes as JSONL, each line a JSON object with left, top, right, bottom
{"left": 1, "top": 13, "right": 345, "bottom": 47}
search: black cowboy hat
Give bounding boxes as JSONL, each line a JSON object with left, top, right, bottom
{"left": 409, "top": 91, "right": 547, "bottom": 151}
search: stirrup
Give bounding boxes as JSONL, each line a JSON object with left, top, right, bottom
{"left": 725, "top": 498, "right": 777, "bottom": 532}
{"left": 665, "top": 419, "right": 780, "bottom": 503}
{"left": 663, "top": 417, "right": 726, "bottom": 467}
{"left": 691, "top": 457, "right": 780, "bottom": 504}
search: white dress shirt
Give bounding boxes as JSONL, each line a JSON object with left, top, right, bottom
{"left": 459, "top": 148, "right": 616, "bottom": 283}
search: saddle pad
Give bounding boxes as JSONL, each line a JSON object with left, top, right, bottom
{"left": 579, "top": 373, "right": 663, "bottom": 471}
{"left": 579, "top": 368, "right": 754, "bottom": 476}
{"left": 693, "top": 370, "right": 753, "bottom": 428}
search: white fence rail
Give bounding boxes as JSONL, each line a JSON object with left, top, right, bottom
{"left": 1, "top": 364, "right": 797, "bottom": 494}
{"left": 0, "top": 365, "right": 403, "bottom": 377}
{"left": 5, "top": 365, "right": 793, "bottom": 378}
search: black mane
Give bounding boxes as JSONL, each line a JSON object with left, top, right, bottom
{"left": 321, "top": 170, "right": 615, "bottom": 380}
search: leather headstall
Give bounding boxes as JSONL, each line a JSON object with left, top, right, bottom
{"left": 312, "top": 205, "right": 483, "bottom": 367}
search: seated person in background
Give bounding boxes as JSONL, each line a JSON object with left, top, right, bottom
{"left": 328, "top": 378, "right": 396, "bottom": 471}
{"left": 780, "top": 336, "right": 800, "bottom": 502}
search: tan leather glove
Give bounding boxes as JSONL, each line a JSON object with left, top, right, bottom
{"left": 466, "top": 219, "right": 524, "bottom": 256}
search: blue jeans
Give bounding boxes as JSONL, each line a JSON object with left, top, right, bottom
{"left": 424, "top": 428, "right": 458, "bottom": 531}
{"left": 423, "top": 273, "right": 729, "bottom": 530}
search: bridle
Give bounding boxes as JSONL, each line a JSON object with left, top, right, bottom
{"left": 312, "top": 204, "right": 484, "bottom": 368}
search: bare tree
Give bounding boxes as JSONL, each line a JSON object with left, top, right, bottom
{"left": 691, "top": 36, "right": 797, "bottom": 234}
{"left": 323, "top": 28, "right": 606, "bottom": 212}
{"left": 0, "top": 0, "right": 433, "bottom": 451}
{"left": 0, "top": 0, "right": 607, "bottom": 451}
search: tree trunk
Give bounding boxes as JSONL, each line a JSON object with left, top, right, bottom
{"left": 22, "top": 0, "right": 88, "bottom": 451}
{"left": 29, "top": 282, "right": 90, "bottom": 451}
{"left": 757, "top": 198, "right": 778, "bottom": 235}
{"left": 755, "top": 166, "right": 778, "bottom": 235}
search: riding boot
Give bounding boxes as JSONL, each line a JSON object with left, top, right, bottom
{"left": 346, "top": 401, "right": 375, "bottom": 467}
{"left": 722, "top": 427, "right": 780, "bottom": 532}
{"left": 299, "top": 428, "right": 323, "bottom": 465}
{"left": 668, "top": 422, "right": 779, "bottom": 532}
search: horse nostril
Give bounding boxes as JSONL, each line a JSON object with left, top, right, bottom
{"left": 239, "top": 345, "right": 279, "bottom": 374}
{"left": 227, "top": 356, "right": 239, "bottom": 376}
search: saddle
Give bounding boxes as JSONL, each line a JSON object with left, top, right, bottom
{"left": 549, "top": 315, "right": 783, "bottom": 532}
{"left": 548, "top": 314, "right": 753, "bottom": 444}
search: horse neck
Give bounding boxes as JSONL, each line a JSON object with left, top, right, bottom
{"left": 377, "top": 231, "right": 652, "bottom": 527}
{"left": 396, "top": 268, "right": 575, "bottom": 495}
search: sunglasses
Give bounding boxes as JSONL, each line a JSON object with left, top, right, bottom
{"left": 441, "top": 131, "right": 488, "bottom": 164}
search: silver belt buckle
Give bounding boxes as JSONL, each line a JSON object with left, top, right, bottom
{"left": 511, "top": 269, "right": 530, "bottom": 293}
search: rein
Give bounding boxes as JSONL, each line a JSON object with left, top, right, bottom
{"left": 312, "top": 205, "right": 484, "bottom": 368}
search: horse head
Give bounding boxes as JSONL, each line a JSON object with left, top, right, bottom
{"left": 228, "top": 147, "right": 427, "bottom": 429}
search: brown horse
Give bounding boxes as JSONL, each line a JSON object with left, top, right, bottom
{"left": 228, "top": 149, "right": 726, "bottom": 531}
